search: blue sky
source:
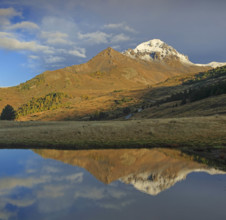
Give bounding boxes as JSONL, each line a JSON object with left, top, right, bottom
{"left": 1, "top": 0, "right": 226, "bottom": 87}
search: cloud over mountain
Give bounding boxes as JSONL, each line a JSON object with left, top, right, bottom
{"left": 0, "top": 6, "right": 134, "bottom": 78}
{"left": 0, "top": 0, "right": 226, "bottom": 86}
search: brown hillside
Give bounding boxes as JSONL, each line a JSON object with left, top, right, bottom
{"left": 0, "top": 47, "right": 209, "bottom": 120}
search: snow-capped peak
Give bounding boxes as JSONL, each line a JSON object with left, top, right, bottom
{"left": 123, "top": 39, "right": 192, "bottom": 64}
{"left": 123, "top": 38, "right": 226, "bottom": 68}
{"left": 134, "top": 39, "right": 166, "bottom": 53}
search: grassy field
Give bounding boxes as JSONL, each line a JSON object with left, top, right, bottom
{"left": 0, "top": 116, "right": 226, "bottom": 150}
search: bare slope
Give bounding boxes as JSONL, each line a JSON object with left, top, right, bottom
{"left": 0, "top": 47, "right": 209, "bottom": 120}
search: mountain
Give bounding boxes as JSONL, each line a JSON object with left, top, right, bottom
{"left": 1, "top": 39, "right": 226, "bottom": 121}
{"left": 0, "top": 42, "right": 210, "bottom": 120}
{"left": 34, "top": 148, "right": 225, "bottom": 195}
{"left": 61, "top": 46, "right": 208, "bottom": 86}
{"left": 123, "top": 39, "right": 226, "bottom": 68}
{"left": 123, "top": 39, "right": 192, "bottom": 64}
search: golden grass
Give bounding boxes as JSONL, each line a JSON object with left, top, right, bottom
{"left": 0, "top": 116, "right": 226, "bottom": 149}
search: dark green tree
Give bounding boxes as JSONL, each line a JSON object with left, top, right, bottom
{"left": 0, "top": 104, "right": 17, "bottom": 120}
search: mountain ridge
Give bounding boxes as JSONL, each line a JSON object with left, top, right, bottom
{"left": 1, "top": 39, "right": 225, "bottom": 120}
{"left": 123, "top": 39, "right": 226, "bottom": 68}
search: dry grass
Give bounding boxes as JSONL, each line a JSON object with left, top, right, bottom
{"left": 133, "top": 94, "right": 226, "bottom": 119}
{"left": 0, "top": 115, "right": 226, "bottom": 149}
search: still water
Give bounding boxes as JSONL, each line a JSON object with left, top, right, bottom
{"left": 0, "top": 148, "right": 225, "bottom": 220}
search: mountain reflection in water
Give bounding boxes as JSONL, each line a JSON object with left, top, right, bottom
{"left": 0, "top": 148, "right": 225, "bottom": 220}
{"left": 34, "top": 148, "right": 225, "bottom": 195}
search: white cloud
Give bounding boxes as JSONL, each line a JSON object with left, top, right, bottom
{"left": 41, "top": 31, "right": 68, "bottom": 44}
{"left": 103, "top": 23, "right": 136, "bottom": 33}
{"left": 52, "top": 48, "right": 86, "bottom": 58}
{"left": 0, "top": 36, "right": 53, "bottom": 53}
{"left": 41, "top": 31, "right": 68, "bottom": 39}
{"left": 41, "top": 16, "right": 79, "bottom": 36}
{"left": 78, "top": 31, "right": 111, "bottom": 44}
{"left": 111, "top": 33, "right": 130, "bottom": 43}
{"left": 0, "top": 7, "right": 21, "bottom": 17}
{"left": 40, "top": 31, "right": 75, "bottom": 45}
{"left": 78, "top": 29, "right": 131, "bottom": 46}
{"left": 29, "top": 55, "right": 39, "bottom": 60}
{"left": 7, "top": 21, "right": 39, "bottom": 30}
{"left": 45, "top": 56, "right": 65, "bottom": 64}
{"left": 47, "top": 38, "right": 72, "bottom": 45}
{"left": 68, "top": 48, "right": 86, "bottom": 58}
{"left": 0, "top": 8, "right": 21, "bottom": 26}
{"left": 0, "top": 6, "right": 137, "bottom": 73}
{"left": 0, "top": 31, "right": 14, "bottom": 38}
{"left": 48, "top": 38, "right": 73, "bottom": 45}
{"left": 112, "top": 45, "right": 120, "bottom": 50}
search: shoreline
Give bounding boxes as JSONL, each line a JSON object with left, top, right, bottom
{"left": 0, "top": 116, "right": 225, "bottom": 170}
{"left": 0, "top": 116, "right": 225, "bottom": 149}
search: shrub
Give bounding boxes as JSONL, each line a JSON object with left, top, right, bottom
{"left": 90, "top": 111, "right": 109, "bottom": 120}
{"left": 114, "top": 97, "right": 133, "bottom": 105}
{"left": 123, "top": 107, "right": 131, "bottom": 114}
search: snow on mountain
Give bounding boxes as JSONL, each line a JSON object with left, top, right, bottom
{"left": 196, "top": 61, "right": 226, "bottom": 68}
{"left": 120, "top": 168, "right": 226, "bottom": 196}
{"left": 123, "top": 39, "right": 192, "bottom": 64}
{"left": 123, "top": 39, "right": 226, "bottom": 68}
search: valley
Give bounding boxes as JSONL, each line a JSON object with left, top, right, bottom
{"left": 1, "top": 3, "right": 226, "bottom": 219}
{"left": 0, "top": 39, "right": 226, "bottom": 158}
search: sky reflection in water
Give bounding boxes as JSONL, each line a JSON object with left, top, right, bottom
{"left": 0, "top": 149, "right": 225, "bottom": 220}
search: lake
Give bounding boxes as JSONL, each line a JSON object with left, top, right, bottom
{"left": 0, "top": 148, "right": 225, "bottom": 220}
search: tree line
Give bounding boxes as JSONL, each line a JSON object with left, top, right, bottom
{"left": 159, "top": 80, "right": 226, "bottom": 106}
{"left": 0, "top": 92, "right": 67, "bottom": 120}
{"left": 183, "top": 65, "right": 226, "bottom": 85}
{"left": 17, "top": 92, "right": 66, "bottom": 117}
